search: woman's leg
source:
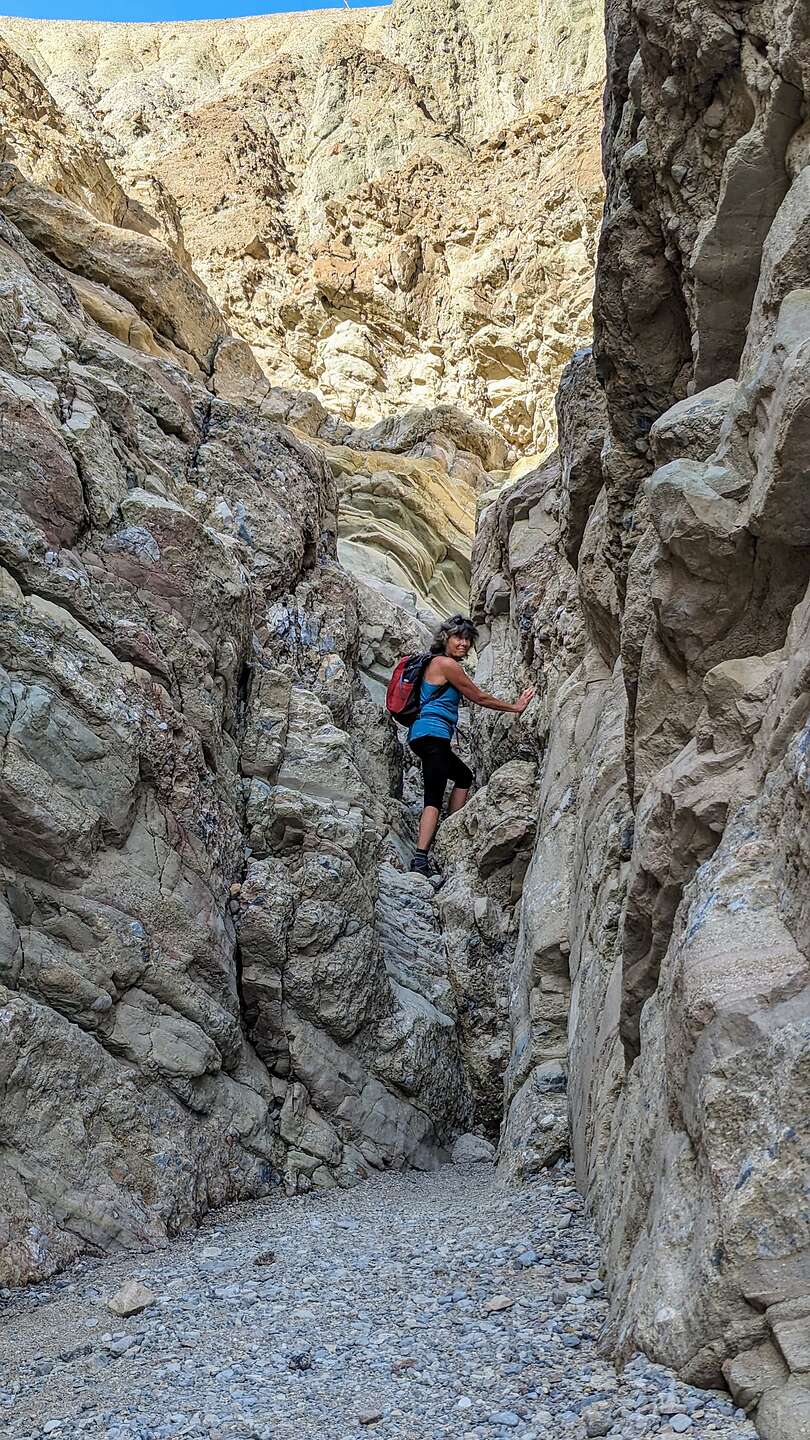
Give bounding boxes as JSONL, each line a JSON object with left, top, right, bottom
{"left": 447, "top": 786, "right": 469, "bottom": 814}
{"left": 447, "top": 753, "right": 473, "bottom": 814}
{"left": 409, "top": 738, "right": 451, "bottom": 869}
{"left": 416, "top": 804, "right": 441, "bottom": 849}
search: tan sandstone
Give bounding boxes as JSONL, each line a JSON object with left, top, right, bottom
{"left": 0, "top": 4, "right": 604, "bottom": 450}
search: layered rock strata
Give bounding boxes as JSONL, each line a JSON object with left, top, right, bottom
{"left": 2, "top": 27, "right": 504, "bottom": 628}
{"left": 471, "top": 4, "right": 810, "bottom": 1434}
{"left": 0, "top": 2, "right": 604, "bottom": 449}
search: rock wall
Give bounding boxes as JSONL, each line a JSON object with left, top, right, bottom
{"left": 0, "top": 2, "right": 604, "bottom": 450}
{"left": 0, "top": 4, "right": 614, "bottom": 1294}
{"left": 0, "top": 0, "right": 601, "bottom": 1309}
{"left": 0, "top": 39, "right": 491, "bottom": 1287}
{"left": 10, "top": 10, "right": 810, "bottom": 1435}
{"left": 475, "top": 3, "right": 810, "bottom": 1434}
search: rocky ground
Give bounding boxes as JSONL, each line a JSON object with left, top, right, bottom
{"left": 0, "top": 1164, "right": 754, "bottom": 1440}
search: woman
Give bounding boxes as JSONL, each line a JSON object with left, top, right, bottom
{"left": 408, "top": 614, "right": 534, "bottom": 874}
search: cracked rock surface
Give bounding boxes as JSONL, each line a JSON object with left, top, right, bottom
{"left": 0, "top": 54, "right": 487, "bottom": 1284}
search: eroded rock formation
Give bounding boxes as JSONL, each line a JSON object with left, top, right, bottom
{"left": 0, "top": 2, "right": 604, "bottom": 450}
{"left": 7, "top": 3, "right": 809, "bottom": 1434}
{"left": 0, "top": 39, "right": 496, "bottom": 1283}
{"left": 463, "top": 3, "right": 810, "bottom": 1434}
{"left": 0, "top": 0, "right": 608, "bottom": 1290}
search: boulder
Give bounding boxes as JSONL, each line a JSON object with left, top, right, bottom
{"left": 451, "top": 1134, "right": 497, "bottom": 1164}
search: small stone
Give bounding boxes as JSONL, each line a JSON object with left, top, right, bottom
{"left": 489, "top": 1411, "right": 520, "bottom": 1428}
{"left": 670, "top": 1417, "right": 693, "bottom": 1433}
{"left": 457, "top": 1396, "right": 473, "bottom": 1410}
{"left": 288, "top": 1349, "right": 313, "bottom": 1372}
{"left": 104, "top": 1335, "right": 138, "bottom": 1356}
{"left": 105, "top": 1280, "right": 156, "bottom": 1317}
{"left": 582, "top": 1403, "right": 613, "bottom": 1437}
{"left": 484, "top": 1294, "right": 515, "bottom": 1313}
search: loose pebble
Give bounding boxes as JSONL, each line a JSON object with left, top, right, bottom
{"left": 0, "top": 1165, "right": 756, "bottom": 1439}
{"left": 105, "top": 1281, "right": 157, "bottom": 1318}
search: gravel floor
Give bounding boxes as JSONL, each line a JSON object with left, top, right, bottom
{"left": 0, "top": 1163, "right": 756, "bottom": 1440}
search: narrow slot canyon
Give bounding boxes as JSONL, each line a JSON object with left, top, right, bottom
{"left": 0, "top": 2, "right": 808, "bottom": 1439}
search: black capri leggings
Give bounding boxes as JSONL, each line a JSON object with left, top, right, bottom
{"left": 409, "top": 736, "right": 473, "bottom": 810}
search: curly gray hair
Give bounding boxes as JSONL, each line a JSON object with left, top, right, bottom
{"left": 429, "top": 614, "right": 479, "bottom": 655}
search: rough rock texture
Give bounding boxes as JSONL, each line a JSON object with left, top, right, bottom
{"left": 251, "top": 386, "right": 490, "bottom": 624}
{"left": 0, "top": 25, "right": 543, "bottom": 630}
{"left": 0, "top": 3, "right": 614, "bottom": 1291}
{"left": 433, "top": 756, "right": 540, "bottom": 1135}
{"left": 0, "top": 3, "right": 604, "bottom": 449}
{"left": 0, "top": 52, "right": 485, "bottom": 1286}
{"left": 471, "top": 3, "right": 810, "bottom": 1434}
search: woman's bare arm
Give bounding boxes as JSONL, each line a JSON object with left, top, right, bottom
{"left": 435, "top": 656, "right": 533, "bottom": 714}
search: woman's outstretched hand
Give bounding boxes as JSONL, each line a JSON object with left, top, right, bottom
{"left": 512, "top": 687, "right": 535, "bottom": 715}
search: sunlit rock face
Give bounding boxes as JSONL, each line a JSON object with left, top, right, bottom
{"left": 0, "top": 2, "right": 604, "bottom": 452}
{"left": 467, "top": 2, "right": 810, "bottom": 1430}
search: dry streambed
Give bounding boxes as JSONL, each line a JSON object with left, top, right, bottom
{"left": 0, "top": 1164, "right": 754, "bottom": 1440}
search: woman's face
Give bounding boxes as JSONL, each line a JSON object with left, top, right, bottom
{"left": 445, "top": 632, "right": 472, "bottom": 659}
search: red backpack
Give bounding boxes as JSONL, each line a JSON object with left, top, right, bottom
{"left": 386, "top": 654, "right": 448, "bottom": 727}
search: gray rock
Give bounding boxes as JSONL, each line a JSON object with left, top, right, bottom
{"left": 452, "top": 1134, "right": 497, "bottom": 1164}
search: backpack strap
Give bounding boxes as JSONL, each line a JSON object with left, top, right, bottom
{"left": 415, "top": 660, "right": 450, "bottom": 713}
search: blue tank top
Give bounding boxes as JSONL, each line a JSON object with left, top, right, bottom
{"left": 408, "top": 676, "right": 461, "bottom": 742}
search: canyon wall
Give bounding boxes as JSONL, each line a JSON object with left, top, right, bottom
{"left": 0, "top": 34, "right": 491, "bottom": 1286}
{"left": 0, "top": 3, "right": 603, "bottom": 451}
{"left": 7, "top": 5, "right": 809, "bottom": 1435}
{"left": 462, "top": 3, "right": 810, "bottom": 1436}
{"left": 0, "top": 0, "right": 607, "bottom": 1289}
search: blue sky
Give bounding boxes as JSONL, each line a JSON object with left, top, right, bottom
{"left": 5, "top": 0, "right": 390, "bottom": 20}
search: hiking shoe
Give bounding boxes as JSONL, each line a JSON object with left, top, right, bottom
{"left": 409, "top": 851, "right": 431, "bottom": 875}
